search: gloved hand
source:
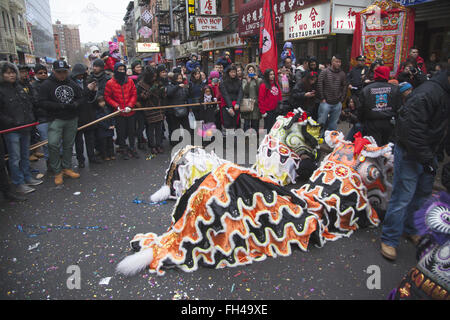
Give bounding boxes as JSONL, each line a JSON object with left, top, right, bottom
{"left": 423, "top": 162, "right": 437, "bottom": 176}
{"left": 262, "top": 113, "right": 268, "bottom": 118}
{"left": 124, "top": 107, "right": 132, "bottom": 113}
{"left": 227, "top": 108, "right": 235, "bottom": 117}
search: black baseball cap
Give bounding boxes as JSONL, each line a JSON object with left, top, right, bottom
{"left": 53, "top": 60, "right": 69, "bottom": 71}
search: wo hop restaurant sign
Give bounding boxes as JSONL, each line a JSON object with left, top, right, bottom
{"left": 284, "top": 2, "right": 331, "bottom": 41}
{"left": 238, "top": 0, "right": 328, "bottom": 37}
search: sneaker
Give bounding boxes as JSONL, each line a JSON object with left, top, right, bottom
{"left": 380, "top": 242, "right": 397, "bottom": 261}
{"left": 62, "top": 169, "right": 80, "bottom": 179}
{"left": 4, "top": 190, "right": 27, "bottom": 202}
{"left": 15, "top": 184, "right": 36, "bottom": 194}
{"left": 25, "top": 178, "right": 43, "bottom": 186}
{"left": 54, "top": 173, "right": 63, "bottom": 185}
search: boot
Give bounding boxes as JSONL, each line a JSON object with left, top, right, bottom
{"left": 380, "top": 242, "right": 397, "bottom": 261}
{"left": 54, "top": 173, "right": 63, "bottom": 185}
{"left": 34, "top": 152, "right": 45, "bottom": 158}
{"left": 62, "top": 169, "right": 80, "bottom": 179}
{"left": 29, "top": 154, "right": 39, "bottom": 162}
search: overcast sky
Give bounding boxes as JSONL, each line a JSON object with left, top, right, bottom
{"left": 49, "top": 0, "right": 131, "bottom": 44}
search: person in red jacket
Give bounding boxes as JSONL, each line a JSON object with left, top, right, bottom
{"left": 105, "top": 42, "right": 122, "bottom": 74}
{"left": 259, "top": 69, "right": 282, "bottom": 132}
{"left": 104, "top": 62, "right": 139, "bottom": 160}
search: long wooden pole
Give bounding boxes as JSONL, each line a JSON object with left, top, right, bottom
{"left": 6, "top": 102, "right": 219, "bottom": 157}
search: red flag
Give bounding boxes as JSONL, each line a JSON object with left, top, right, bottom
{"left": 259, "top": 0, "right": 278, "bottom": 75}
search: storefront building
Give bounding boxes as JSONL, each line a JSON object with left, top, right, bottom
{"left": 201, "top": 33, "right": 246, "bottom": 73}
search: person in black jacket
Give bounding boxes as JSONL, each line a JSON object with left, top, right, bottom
{"left": 32, "top": 64, "right": 50, "bottom": 167}
{"left": 396, "top": 58, "right": 427, "bottom": 88}
{"left": 71, "top": 63, "right": 102, "bottom": 168}
{"left": 358, "top": 66, "right": 401, "bottom": 146}
{"left": 347, "top": 55, "right": 369, "bottom": 95}
{"left": 219, "top": 65, "right": 243, "bottom": 130}
{"left": 0, "top": 61, "right": 43, "bottom": 194}
{"left": 380, "top": 69, "right": 450, "bottom": 261}
{"left": 38, "top": 60, "right": 91, "bottom": 185}
{"left": 289, "top": 71, "right": 319, "bottom": 119}
{"left": 166, "top": 73, "right": 191, "bottom": 146}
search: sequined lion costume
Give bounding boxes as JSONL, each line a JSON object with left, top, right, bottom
{"left": 117, "top": 131, "right": 393, "bottom": 276}
{"left": 254, "top": 109, "right": 321, "bottom": 186}
{"left": 388, "top": 192, "right": 450, "bottom": 300}
{"left": 150, "top": 108, "right": 320, "bottom": 203}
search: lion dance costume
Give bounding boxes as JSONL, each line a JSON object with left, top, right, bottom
{"left": 388, "top": 192, "right": 450, "bottom": 300}
{"left": 117, "top": 130, "right": 393, "bottom": 276}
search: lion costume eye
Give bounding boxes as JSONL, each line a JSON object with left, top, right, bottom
{"left": 426, "top": 205, "right": 450, "bottom": 234}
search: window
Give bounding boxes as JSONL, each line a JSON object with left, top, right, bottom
{"left": 229, "top": 0, "right": 235, "bottom": 13}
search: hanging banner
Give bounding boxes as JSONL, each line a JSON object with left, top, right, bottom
{"left": 202, "top": 33, "right": 245, "bottom": 51}
{"left": 238, "top": 0, "right": 327, "bottom": 37}
{"left": 199, "top": 0, "right": 217, "bottom": 15}
{"left": 332, "top": 3, "right": 367, "bottom": 34}
{"left": 351, "top": 0, "right": 415, "bottom": 76}
{"left": 284, "top": 2, "right": 331, "bottom": 41}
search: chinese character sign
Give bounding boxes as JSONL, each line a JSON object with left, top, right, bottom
{"left": 200, "top": 0, "right": 217, "bottom": 15}
{"left": 284, "top": 2, "right": 331, "bottom": 41}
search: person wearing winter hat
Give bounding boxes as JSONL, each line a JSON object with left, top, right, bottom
{"left": 105, "top": 42, "right": 122, "bottom": 73}
{"left": 186, "top": 53, "right": 201, "bottom": 74}
{"left": 32, "top": 64, "right": 51, "bottom": 167}
{"left": 38, "top": 60, "right": 88, "bottom": 185}
{"left": 70, "top": 64, "right": 103, "bottom": 168}
{"left": 217, "top": 51, "right": 232, "bottom": 71}
{"left": 358, "top": 65, "right": 401, "bottom": 146}
{"left": 399, "top": 81, "right": 413, "bottom": 102}
{"left": 130, "top": 60, "right": 147, "bottom": 150}
{"left": 381, "top": 69, "right": 450, "bottom": 261}
{"left": 104, "top": 62, "right": 138, "bottom": 160}
{"left": 0, "top": 61, "right": 42, "bottom": 195}
{"left": 281, "top": 42, "right": 296, "bottom": 65}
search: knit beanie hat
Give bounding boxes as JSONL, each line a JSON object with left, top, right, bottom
{"left": 93, "top": 59, "right": 105, "bottom": 68}
{"left": 209, "top": 71, "right": 220, "bottom": 79}
{"left": 374, "top": 66, "right": 390, "bottom": 81}
{"left": 34, "top": 64, "right": 47, "bottom": 73}
{"left": 131, "top": 60, "right": 142, "bottom": 70}
{"left": 399, "top": 82, "right": 413, "bottom": 93}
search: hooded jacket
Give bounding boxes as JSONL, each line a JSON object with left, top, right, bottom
{"left": 104, "top": 63, "right": 137, "bottom": 117}
{"left": 70, "top": 64, "right": 97, "bottom": 128}
{"left": 396, "top": 70, "right": 450, "bottom": 165}
{"left": 0, "top": 61, "right": 35, "bottom": 131}
{"left": 186, "top": 54, "right": 201, "bottom": 74}
{"left": 281, "top": 42, "right": 296, "bottom": 64}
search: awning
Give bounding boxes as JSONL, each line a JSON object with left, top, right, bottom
{"left": 238, "top": 0, "right": 328, "bottom": 37}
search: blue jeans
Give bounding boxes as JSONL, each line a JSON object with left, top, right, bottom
{"left": 381, "top": 145, "right": 435, "bottom": 247}
{"left": 4, "top": 131, "right": 31, "bottom": 185}
{"left": 37, "top": 123, "right": 49, "bottom": 160}
{"left": 318, "top": 102, "right": 342, "bottom": 137}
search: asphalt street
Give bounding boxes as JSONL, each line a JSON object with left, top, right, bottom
{"left": 0, "top": 123, "right": 429, "bottom": 300}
